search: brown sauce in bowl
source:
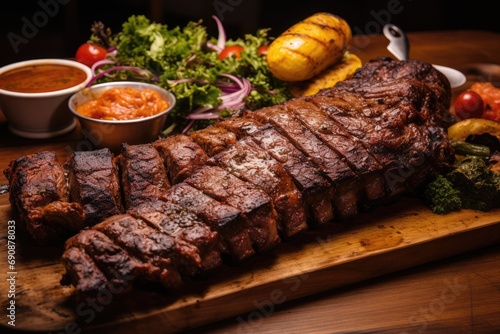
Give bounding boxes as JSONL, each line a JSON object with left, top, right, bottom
{"left": 76, "top": 87, "right": 170, "bottom": 120}
{"left": 0, "top": 64, "right": 88, "bottom": 93}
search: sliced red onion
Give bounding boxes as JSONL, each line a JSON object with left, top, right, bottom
{"left": 218, "top": 75, "right": 252, "bottom": 105}
{"left": 173, "top": 71, "right": 255, "bottom": 134}
{"left": 218, "top": 81, "right": 241, "bottom": 93}
{"left": 206, "top": 42, "right": 222, "bottom": 53}
{"left": 183, "top": 105, "right": 219, "bottom": 134}
{"left": 182, "top": 119, "right": 196, "bottom": 134}
{"left": 167, "top": 78, "right": 208, "bottom": 86}
{"left": 183, "top": 105, "right": 220, "bottom": 133}
{"left": 212, "top": 15, "right": 226, "bottom": 50}
{"left": 220, "top": 86, "right": 240, "bottom": 94}
{"left": 91, "top": 59, "right": 115, "bottom": 75}
{"left": 187, "top": 112, "right": 220, "bottom": 120}
{"left": 86, "top": 66, "right": 158, "bottom": 87}
{"left": 191, "top": 105, "right": 214, "bottom": 115}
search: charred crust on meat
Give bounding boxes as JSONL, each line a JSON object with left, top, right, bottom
{"left": 65, "top": 148, "right": 124, "bottom": 227}
{"left": 3, "top": 151, "right": 85, "bottom": 244}
{"left": 4, "top": 58, "right": 455, "bottom": 302}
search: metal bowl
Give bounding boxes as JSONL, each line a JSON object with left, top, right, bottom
{"left": 68, "top": 81, "right": 176, "bottom": 152}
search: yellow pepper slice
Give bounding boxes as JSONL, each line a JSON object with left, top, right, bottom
{"left": 447, "top": 118, "right": 500, "bottom": 142}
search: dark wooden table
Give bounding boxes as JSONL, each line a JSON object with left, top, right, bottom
{"left": 1, "top": 30, "right": 499, "bottom": 334}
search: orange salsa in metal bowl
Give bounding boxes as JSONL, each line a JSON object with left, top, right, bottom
{"left": 76, "top": 87, "right": 170, "bottom": 120}
{"left": 0, "top": 64, "right": 88, "bottom": 93}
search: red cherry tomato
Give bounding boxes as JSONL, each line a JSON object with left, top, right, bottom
{"left": 218, "top": 45, "right": 244, "bottom": 60}
{"left": 257, "top": 45, "right": 268, "bottom": 55}
{"left": 470, "top": 82, "right": 500, "bottom": 122}
{"left": 76, "top": 43, "right": 108, "bottom": 67}
{"left": 454, "top": 90, "right": 484, "bottom": 120}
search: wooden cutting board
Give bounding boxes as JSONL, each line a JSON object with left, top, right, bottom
{"left": 1, "top": 197, "right": 499, "bottom": 333}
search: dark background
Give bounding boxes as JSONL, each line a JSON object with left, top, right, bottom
{"left": 1, "top": 0, "right": 498, "bottom": 67}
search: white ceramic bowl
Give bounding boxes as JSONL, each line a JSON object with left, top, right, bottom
{"left": 0, "top": 58, "right": 93, "bottom": 139}
{"left": 68, "top": 81, "right": 176, "bottom": 152}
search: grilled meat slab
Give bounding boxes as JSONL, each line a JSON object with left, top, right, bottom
{"left": 190, "top": 126, "right": 238, "bottom": 157}
{"left": 65, "top": 229, "right": 147, "bottom": 292}
{"left": 247, "top": 105, "right": 361, "bottom": 218}
{"left": 3, "top": 151, "right": 85, "bottom": 244}
{"left": 249, "top": 125, "right": 336, "bottom": 224}
{"left": 184, "top": 165, "right": 281, "bottom": 252}
{"left": 130, "top": 200, "right": 222, "bottom": 272}
{"left": 164, "top": 183, "right": 255, "bottom": 262}
{"left": 4, "top": 58, "right": 455, "bottom": 302}
{"left": 61, "top": 247, "right": 109, "bottom": 299}
{"left": 66, "top": 148, "right": 124, "bottom": 227}
{"left": 209, "top": 136, "right": 308, "bottom": 237}
{"left": 118, "top": 143, "right": 171, "bottom": 208}
{"left": 154, "top": 135, "right": 208, "bottom": 184}
{"left": 93, "top": 214, "right": 184, "bottom": 289}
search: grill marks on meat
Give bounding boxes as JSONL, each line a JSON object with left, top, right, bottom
{"left": 61, "top": 247, "right": 108, "bottom": 300}
{"left": 3, "top": 151, "right": 85, "bottom": 244}
{"left": 312, "top": 94, "right": 414, "bottom": 195}
{"left": 156, "top": 131, "right": 305, "bottom": 238}
{"left": 154, "top": 135, "right": 208, "bottom": 184}
{"left": 93, "top": 214, "right": 183, "bottom": 287}
{"left": 164, "top": 183, "right": 255, "bottom": 262}
{"left": 153, "top": 134, "right": 278, "bottom": 252}
{"left": 283, "top": 98, "right": 386, "bottom": 203}
{"left": 118, "top": 143, "right": 170, "bottom": 208}
{"left": 209, "top": 137, "right": 308, "bottom": 238}
{"left": 215, "top": 117, "right": 261, "bottom": 137}
{"left": 65, "top": 229, "right": 146, "bottom": 293}
{"left": 314, "top": 76, "right": 453, "bottom": 194}
{"left": 247, "top": 105, "right": 360, "bottom": 219}
{"left": 142, "top": 134, "right": 256, "bottom": 261}
{"left": 249, "top": 125, "right": 335, "bottom": 224}
{"left": 25, "top": 58, "right": 453, "bottom": 301}
{"left": 66, "top": 148, "right": 124, "bottom": 227}
{"left": 184, "top": 166, "right": 280, "bottom": 252}
{"left": 334, "top": 58, "right": 452, "bottom": 119}
{"left": 130, "top": 200, "right": 222, "bottom": 272}
{"left": 210, "top": 119, "right": 336, "bottom": 224}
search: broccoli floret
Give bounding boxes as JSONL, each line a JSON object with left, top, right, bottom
{"left": 424, "top": 175, "right": 462, "bottom": 214}
{"left": 423, "top": 156, "right": 500, "bottom": 214}
{"left": 447, "top": 156, "right": 500, "bottom": 211}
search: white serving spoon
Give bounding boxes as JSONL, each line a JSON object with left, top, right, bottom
{"left": 383, "top": 24, "right": 466, "bottom": 88}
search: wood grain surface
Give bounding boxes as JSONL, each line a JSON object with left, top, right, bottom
{"left": 1, "top": 197, "right": 499, "bottom": 333}
{"left": 0, "top": 30, "right": 499, "bottom": 334}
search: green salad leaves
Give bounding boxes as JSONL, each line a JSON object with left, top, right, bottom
{"left": 88, "top": 15, "right": 290, "bottom": 133}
